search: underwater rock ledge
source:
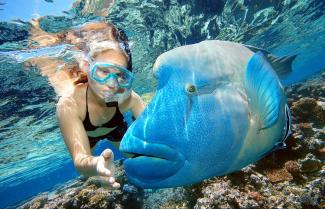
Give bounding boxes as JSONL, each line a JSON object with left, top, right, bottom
{"left": 19, "top": 72, "right": 325, "bottom": 209}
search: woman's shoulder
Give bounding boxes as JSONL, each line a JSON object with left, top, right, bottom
{"left": 72, "top": 83, "right": 88, "bottom": 100}
{"left": 56, "top": 83, "right": 87, "bottom": 115}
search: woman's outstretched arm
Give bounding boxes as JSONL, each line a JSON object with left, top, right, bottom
{"left": 56, "top": 96, "right": 120, "bottom": 188}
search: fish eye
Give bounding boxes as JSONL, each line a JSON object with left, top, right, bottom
{"left": 185, "top": 84, "right": 197, "bottom": 94}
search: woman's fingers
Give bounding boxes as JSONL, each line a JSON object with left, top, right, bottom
{"left": 99, "top": 176, "right": 120, "bottom": 189}
{"left": 96, "top": 163, "right": 112, "bottom": 177}
{"left": 97, "top": 149, "right": 120, "bottom": 189}
{"left": 101, "top": 149, "right": 113, "bottom": 161}
{"left": 112, "top": 182, "right": 120, "bottom": 189}
{"left": 96, "top": 149, "right": 115, "bottom": 177}
{"left": 99, "top": 176, "right": 114, "bottom": 183}
{"left": 102, "top": 149, "right": 115, "bottom": 174}
{"left": 96, "top": 150, "right": 113, "bottom": 177}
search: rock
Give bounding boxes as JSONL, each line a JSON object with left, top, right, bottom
{"left": 284, "top": 161, "right": 300, "bottom": 175}
{"left": 227, "top": 171, "right": 246, "bottom": 186}
{"left": 284, "top": 160, "right": 308, "bottom": 183}
{"left": 248, "top": 191, "right": 264, "bottom": 202}
{"left": 38, "top": 16, "right": 74, "bottom": 33}
{"left": 293, "top": 134, "right": 304, "bottom": 141}
{"left": 122, "top": 184, "right": 138, "bottom": 194}
{"left": 297, "top": 123, "right": 314, "bottom": 137}
{"left": 315, "top": 129, "right": 325, "bottom": 140}
{"left": 318, "top": 147, "right": 325, "bottom": 160}
{"left": 18, "top": 162, "right": 143, "bottom": 209}
{"left": 266, "top": 168, "right": 293, "bottom": 183}
{"left": 300, "top": 183, "right": 324, "bottom": 208}
{"left": 249, "top": 174, "right": 264, "bottom": 188}
{"left": 21, "top": 195, "right": 47, "bottom": 209}
{"left": 142, "top": 187, "right": 189, "bottom": 209}
{"left": 88, "top": 190, "right": 112, "bottom": 208}
{"left": 195, "top": 179, "right": 261, "bottom": 209}
{"left": 299, "top": 153, "right": 322, "bottom": 173}
{"left": 0, "top": 22, "right": 30, "bottom": 46}
{"left": 292, "top": 98, "right": 325, "bottom": 126}
{"left": 73, "top": 0, "right": 115, "bottom": 16}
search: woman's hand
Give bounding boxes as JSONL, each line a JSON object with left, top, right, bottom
{"left": 96, "top": 149, "right": 120, "bottom": 189}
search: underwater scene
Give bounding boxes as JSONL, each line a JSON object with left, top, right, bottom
{"left": 0, "top": 0, "right": 324, "bottom": 208}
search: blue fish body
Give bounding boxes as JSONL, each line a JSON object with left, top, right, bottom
{"left": 120, "top": 40, "right": 292, "bottom": 188}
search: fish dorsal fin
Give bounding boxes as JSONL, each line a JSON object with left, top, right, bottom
{"left": 244, "top": 45, "right": 296, "bottom": 79}
{"left": 266, "top": 54, "right": 296, "bottom": 79}
{"left": 244, "top": 45, "right": 269, "bottom": 54}
{"left": 245, "top": 52, "right": 283, "bottom": 130}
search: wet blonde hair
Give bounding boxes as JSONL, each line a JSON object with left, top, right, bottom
{"left": 25, "top": 20, "right": 132, "bottom": 96}
{"left": 70, "top": 21, "right": 132, "bottom": 85}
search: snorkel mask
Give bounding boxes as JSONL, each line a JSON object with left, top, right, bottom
{"left": 89, "top": 61, "right": 134, "bottom": 105}
{"left": 86, "top": 32, "right": 133, "bottom": 106}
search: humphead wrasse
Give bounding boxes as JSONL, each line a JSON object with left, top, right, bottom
{"left": 120, "top": 40, "right": 295, "bottom": 188}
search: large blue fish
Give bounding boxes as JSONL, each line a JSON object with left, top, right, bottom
{"left": 120, "top": 40, "right": 294, "bottom": 188}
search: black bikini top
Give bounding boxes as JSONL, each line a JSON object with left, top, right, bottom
{"left": 83, "top": 86, "right": 126, "bottom": 132}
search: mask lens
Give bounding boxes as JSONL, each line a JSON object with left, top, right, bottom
{"left": 94, "top": 66, "right": 115, "bottom": 79}
{"left": 91, "top": 63, "right": 133, "bottom": 88}
{"left": 116, "top": 71, "right": 132, "bottom": 85}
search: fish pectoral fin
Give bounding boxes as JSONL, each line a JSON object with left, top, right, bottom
{"left": 245, "top": 52, "right": 283, "bottom": 130}
{"left": 244, "top": 44, "right": 297, "bottom": 80}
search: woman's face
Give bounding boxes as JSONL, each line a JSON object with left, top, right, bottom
{"left": 87, "top": 49, "right": 129, "bottom": 101}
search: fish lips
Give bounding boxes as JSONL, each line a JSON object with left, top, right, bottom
{"left": 119, "top": 134, "right": 185, "bottom": 187}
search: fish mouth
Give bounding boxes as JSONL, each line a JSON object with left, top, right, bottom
{"left": 119, "top": 134, "right": 185, "bottom": 187}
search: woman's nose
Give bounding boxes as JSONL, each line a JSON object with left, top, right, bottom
{"left": 106, "top": 77, "right": 118, "bottom": 88}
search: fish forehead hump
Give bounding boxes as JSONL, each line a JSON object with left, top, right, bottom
{"left": 154, "top": 41, "right": 254, "bottom": 80}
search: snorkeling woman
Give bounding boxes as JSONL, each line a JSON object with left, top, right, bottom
{"left": 54, "top": 22, "right": 146, "bottom": 189}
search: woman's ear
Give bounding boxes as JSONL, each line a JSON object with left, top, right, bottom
{"left": 79, "top": 60, "right": 90, "bottom": 72}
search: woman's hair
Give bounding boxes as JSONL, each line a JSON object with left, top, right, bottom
{"left": 115, "top": 27, "right": 132, "bottom": 72}
{"left": 70, "top": 21, "right": 132, "bottom": 85}
{"left": 73, "top": 65, "right": 88, "bottom": 85}
{"left": 26, "top": 21, "right": 132, "bottom": 88}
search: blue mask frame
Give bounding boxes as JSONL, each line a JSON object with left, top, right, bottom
{"left": 90, "top": 62, "right": 134, "bottom": 89}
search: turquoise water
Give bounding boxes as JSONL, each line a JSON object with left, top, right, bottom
{"left": 0, "top": 0, "right": 324, "bottom": 208}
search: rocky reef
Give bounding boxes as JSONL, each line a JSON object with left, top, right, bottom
{"left": 19, "top": 70, "right": 325, "bottom": 209}
{"left": 0, "top": 21, "right": 30, "bottom": 50}
{"left": 73, "top": 0, "right": 115, "bottom": 17}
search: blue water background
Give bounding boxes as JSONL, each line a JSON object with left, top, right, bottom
{"left": 0, "top": 0, "right": 325, "bottom": 208}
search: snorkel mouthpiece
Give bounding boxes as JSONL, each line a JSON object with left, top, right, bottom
{"left": 102, "top": 86, "right": 132, "bottom": 104}
{"left": 105, "top": 101, "right": 118, "bottom": 107}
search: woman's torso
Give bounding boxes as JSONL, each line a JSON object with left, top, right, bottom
{"left": 75, "top": 84, "right": 130, "bottom": 147}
